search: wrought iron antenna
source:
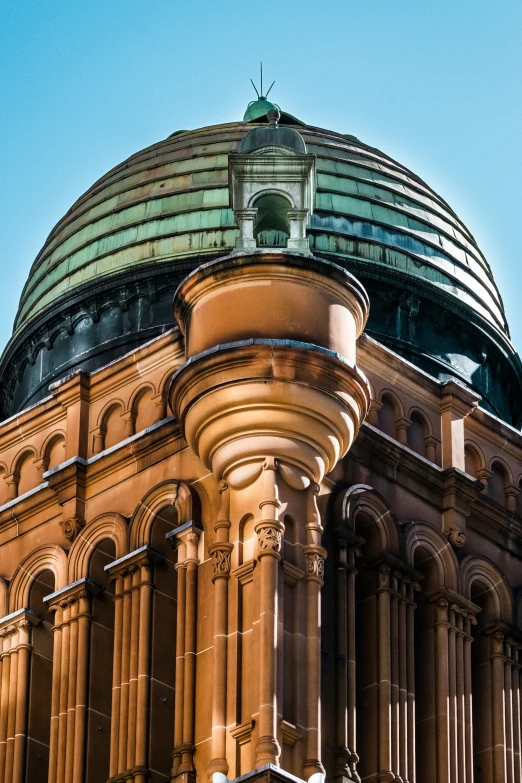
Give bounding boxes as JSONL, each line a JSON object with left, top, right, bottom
{"left": 250, "top": 62, "right": 275, "bottom": 100}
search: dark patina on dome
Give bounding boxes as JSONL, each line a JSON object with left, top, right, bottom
{"left": 2, "top": 102, "right": 521, "bottom": 426}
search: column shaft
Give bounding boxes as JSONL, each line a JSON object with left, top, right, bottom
{"left": 208, "top": 482, "right": 232, "bottom": 781}
{"left": 127, "top": 568, "right": 141, "bottom": 771}
{"left": 135, "top": 563, "right": 154, "bottom": 778}
{"left": 109, "top": 576, "right": 124, "bottom": 778}
{"left": 65, "top": 600, "right": 79, "bottom": 782}
{"left": 73, "top": 596, "right": 91, "bottom": 783}
{"left": 377, "top": 564, "right": 392, "bottom": 779}
{"left": 48, "top": 606, "right": 63, "bottom": 782}
{"left": 171, "top": 564, "right": 187, "bottom": 778}
{"left": 12, "top": 629, "right": 31, "bottom": 783}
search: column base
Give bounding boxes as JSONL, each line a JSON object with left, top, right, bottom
{"left": 229, "top": 764, "right": 306, "bottom": 783}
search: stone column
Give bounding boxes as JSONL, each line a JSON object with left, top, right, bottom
{"left": 168, "top": 523, "right": 202, "bottom": 783}
{"left": 333, "top": 533, "right": 362, "bottom": 783}
{"left": 207, "top": 481, "right": 233, "bottom": 783}
{"left": 303, "top": 483, "right": 327, "bottom": 782}
{"left": 46, "top": 579, "right": 102, "bottom": 783}
{"left": 421, "top": 588, "right": 479, "bottom": 783}
{"left": 0, "top": 609, "right": 40, "bottom": 783}
{"left": 254, "top": 459, "right": 283, "bottom": 768}
{"left": 473, "top": 624, "right": 522, "bottom": 783}
{"left": 357, "top": 556, "right": 419, "bottom": 783}
{"left": 105, "top": 546, "right": 162, "bottom": 783}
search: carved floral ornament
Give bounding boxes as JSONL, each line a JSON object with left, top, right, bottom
{"left": 305, "top": 551, "right": 325, "bottom": 580}
{"left": 256, "top": 525, "right": 282, "bottom": 554}
{"left": 210, "top": 547, "right": 232, "bottom": 577}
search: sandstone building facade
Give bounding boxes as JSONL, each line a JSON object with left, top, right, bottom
{"left": 0, "top": 98, "right": 521, "bottom": 783}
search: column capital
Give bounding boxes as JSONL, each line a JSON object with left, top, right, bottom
{"left": 425, "top": 587, "right": 480, "bottom": 622}
{"left": 255, "top": 524, "right": 282, "bottom": 558}
{"left": 166, "top": 520, "right": 202, "bottom": 565}
{"left": 104, "top": 544, "right": 164, "bottom": 578}
{"left": 304, "top": 546, "right": 327, "bottom": 583}
{"left": 208, "top": 542, "right": 233, "bottom": 580}
{"left": 0, "top": 607, "right": 41, "bottom": 637}
{"left": 44, "top": 576, "right": 103, "bottom": 609}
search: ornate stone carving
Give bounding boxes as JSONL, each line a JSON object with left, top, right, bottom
{"left": 60, "top": 515, "right": 86, "bottom": 542}
{"left": 257, "top": 526, "right": 282, "bottom": 554}
{"left": 210, "top": 548, "right": 231, "bottom": 577}
{"left": 305, "top": 552, "right": 325, "bottom": 580}
{"left": 446, "top": 526, "right": 467, "bottom": 548}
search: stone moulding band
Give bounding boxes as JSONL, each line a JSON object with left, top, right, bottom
{"left": 170, "top": 337, "right": 369, "bottom": 386}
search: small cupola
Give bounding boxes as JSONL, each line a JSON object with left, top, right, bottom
{"left": 230, "top": 107, "right": 316, "bottom": 254}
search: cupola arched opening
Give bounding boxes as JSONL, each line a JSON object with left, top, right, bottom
{"left": 253, "top": 193, "right": 291, "bottom": 247}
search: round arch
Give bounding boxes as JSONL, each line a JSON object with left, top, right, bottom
{"left": 129, "top": 480, "right": 196, "bottom": 550}
{"left": 68, "top": 512, "right": 128, "bottom": 582}
{"left": 334, "top": 484, "right": 401, "bottom": 557}
{"left": 404, "top": 522, "right": 458, "bottom": 591}
{"left": 9, "top": 545, "right": 68, "bottom": 612}
{"left": 460, "top": 555, "right": 513, "bottom": 623}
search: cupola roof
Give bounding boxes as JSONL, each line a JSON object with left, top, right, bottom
{"left": 2, "top": 100, "right": 521, "bottom": 426}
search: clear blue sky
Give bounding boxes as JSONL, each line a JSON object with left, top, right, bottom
{"left": 1, "top": 1, "right": 521, "bottom": 352}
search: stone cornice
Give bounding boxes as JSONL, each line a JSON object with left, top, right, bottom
{"left": 424, "top": 587, "right": 481, "bottom": 618}
{"left": 104, "top": 545, "right": 163, "bottom": 576}
{"left": 43, "top": 577, "right": 103, "bottom": 606}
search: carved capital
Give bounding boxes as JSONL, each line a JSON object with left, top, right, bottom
{"left": 257, "top": 525, "right": 282, "bottom": 556}
{"left": 305, "top": 550, "right": 325, "bottom": 581}
{"left": 209, "top": 543, "right": 233, "bottom": 579}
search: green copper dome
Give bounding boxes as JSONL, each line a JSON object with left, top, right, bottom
{"left": 3, "top": 106, "right": 521, "bottom": 425}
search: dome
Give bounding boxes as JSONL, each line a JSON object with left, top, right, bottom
{"left": 2, "top": 107, "right": 522, "bottom": 425}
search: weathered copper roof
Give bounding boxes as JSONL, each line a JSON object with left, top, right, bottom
{"left": 15, "top": 120, "right": 506, "bottom": 338}
{"left": 3, "top": 113, "right": 521, "bottom": 425}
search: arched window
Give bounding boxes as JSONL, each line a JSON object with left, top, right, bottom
{"left": 488, "top": 462, "right": 507, "bottom": 506}
{"left": 412, "top": 545, "right": 440, "bottom": 781}
{"left": 149, "top": 504, "right": 178, "bottom": 779}
{"left": 104, "top": 404, "right": 126, "bottom": 450}
{"left": 253, "top": 193, "right": 290, "bottom": 247}
{"left": 470, "top": 578, "right": 500, "bottom": 781}
{"left": 46, "top": 436, "right": 66, "bottom": 472}
{"left": 355, "top": 510, "right": 387, "bottom": 781}
{"left": 378, "top": 394, "right": 397, "bottom": 439}
{"left": 85, "top": 539, "right": 116, "bottom": 783}
{"left": 25, "top": 569, "right": 55, "bottom": 781}
{"left": 17, "top": 452, "right": 40, "bottom": 497}
{"left": 464, "top": 445, "right": 481, "bottom": 479}
{"left": 407, "top": 411, "right": 428, "bottom": 457}
{"left": 134, "top": 387, "right": 156, "bottom": 434}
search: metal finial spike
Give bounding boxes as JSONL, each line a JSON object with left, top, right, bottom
{"left": 260, "top": 61, "right": 263, "bottom": 98}
{"left": 250, "top": 79, "right": 260, "bottom": 99}
{"left": 265, "top": 80, "right": 275, "bottom": 98}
